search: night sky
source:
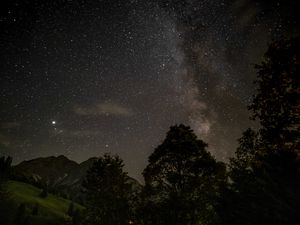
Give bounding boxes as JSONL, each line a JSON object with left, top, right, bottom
{"left": 0, "top": 0, "right": 299, "bottom": 180}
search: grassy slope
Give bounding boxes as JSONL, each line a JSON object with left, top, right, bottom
{"left": 7, "top": 180, "right": 84, "bottom": 224}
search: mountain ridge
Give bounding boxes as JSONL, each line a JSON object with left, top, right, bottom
{"left": 12, "top": 155, "right": 141, "bottom": 201}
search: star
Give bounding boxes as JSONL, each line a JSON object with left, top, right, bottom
{"left": 0, "top": 0, "right": 294, "bottom": 181}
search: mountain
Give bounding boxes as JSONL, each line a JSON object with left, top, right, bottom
{"left": 12, "top": 155, "right": 141, "bottom": 202}
{"left": 14, "top": 155, "right": 80, "bottom": 185}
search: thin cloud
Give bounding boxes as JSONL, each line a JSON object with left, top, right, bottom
{"left": 1, "top": 122, "right": 20, "bottom": 129}
{"left": 74, "top": 102, "right": 134, "bottom": 117}
{"left": 58, "top": 129, "right": 102, "bottom": 138}
{"left": 0, "top": 133, "right": 11, "bottom": 147}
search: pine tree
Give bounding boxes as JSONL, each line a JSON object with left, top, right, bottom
{"left": 67, "top": 201, "right": 74, "bottom": 217}
{"left": 14, "top": 203, "right": 26, "bottom": 225}
{"left": 31, "top": 203, "right": 39, "bottom": 216}
{"left": 72, "top": 209, "right": 82, "bottom": 225}
{"left": 39, "top": 186, "right": 48, "bottom": 198}
{"left": 0, "top": 156, "right": 12, "bottom": 225}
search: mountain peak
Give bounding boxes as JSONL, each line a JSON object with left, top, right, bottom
{"left": 13, "top": 155, "right": 142, "bottom": 202}
{"left": 56, "top": 155, "right": 71, "bottom": 161}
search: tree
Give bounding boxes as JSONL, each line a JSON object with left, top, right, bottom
{"left": 142, "top": 124, "right": 226, "bottom": 225}
{"left": 0, "top": 156, "right": 12, "bottom": 190}
{"left": 67, "top": 201, "right": 74, "bottom": 217}
{"left": 249, "top": 37, "right": 300, "bottom": 150}
{"left": 0, "top": 156, "right": 13, "bottom": 225}
{"left": 221, "top": 130, "right": 300, "bottom": 225}
{"left": 39, "top": 186, "right": 48, "bottom": 198}
{"left": 66, "top": 201, "right": 83, "bottom": 225}
{"left": 82, "top": 154, "right": 133, "bottom": 225}
{"left": 72, "top": 209, "right": 83, "bottom": 225}
{"left": 228, "top": 128, "right": 259, "bottom": 183}
{"left": 14, "top": 203, "right": 26, "bottom": 225}
{"left": 220, "top": 37, "right": 300, "bottom": 225}
{"left": 31, "top": 203, "right": 39, "bottom": 216}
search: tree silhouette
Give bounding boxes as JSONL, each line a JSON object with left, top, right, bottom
{"left": 0, "top": 156, "right": 12, "bottom": 189}
{"left": 229, "top": 128, "right": 258, "bottom": 182}
{"left": 71, "top": 209, "right": 82, "bottom": 225}
{"left": 142, "top": 124, "right": 226, "bottom": 225}
{"left": 31, "top": 203, "right": 39, "bottom": 216}
{"left": 67, "top": 201, "right": 74, "bottom": 217}
{"left": 14, "top": 203, "right": 26, "bottom": 225}
{"left": 39, "top": 186, "right": 48, "bottom": 198}
{"left": 82, "top": 154, "right": 132, "bottom": 225}
{"left": 0, "top": 156, "right": 12, "bottom": 225}
{"left": 249, "top": 37, "right": 300, "bottom": 150}
{"left": 220, "top": 37, "right": 300, "bottom": 225}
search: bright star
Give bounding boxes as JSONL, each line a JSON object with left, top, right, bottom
{"left": 52, "top": 121, "right": 56, "bottom": 125}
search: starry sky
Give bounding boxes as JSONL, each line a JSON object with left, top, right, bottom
{"left": 0, "top": 0, "right": 299, "bottom": 180}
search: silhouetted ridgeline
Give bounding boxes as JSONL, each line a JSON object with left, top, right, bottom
{"left": 12, "top": 155, "right": 141, "bottom": 202}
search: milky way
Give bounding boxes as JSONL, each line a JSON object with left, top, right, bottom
{"left": 0, "top": 0, "right": 298, "bottom": 180}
